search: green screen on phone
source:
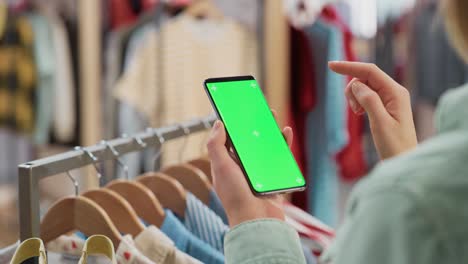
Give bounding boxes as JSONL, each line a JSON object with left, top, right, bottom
{"left": 205, "top": 76, "right": 306, "bottom": 194}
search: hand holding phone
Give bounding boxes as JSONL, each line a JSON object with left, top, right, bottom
{"left": 204, "top": 76, "right": 306, "bottom": 196}
{"left": 207, "top": 120, "right": 293, "bottom": 227}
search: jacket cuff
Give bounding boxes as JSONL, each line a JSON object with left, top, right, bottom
{"left": 224, "top": 219, "right": 306, "bottom": 264}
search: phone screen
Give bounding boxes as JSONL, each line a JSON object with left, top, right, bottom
{"left": 205, "top": 76, "right": 306, "bottom": 194}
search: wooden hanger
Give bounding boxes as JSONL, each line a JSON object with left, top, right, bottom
{"left": 82, "top": 189, "right": 145, "bottom": 237}
{"left": 184, "top": 0, "right": 224, "bottom": 20}
{"left": 162, "top": 164, "right": 211, "bottom": 205}
{"left": 137, "top": 172, "right": 187, "bottom": 218}
{"left": 188, "top": 157, "right": 212, "bottom": 183}
{"left": 40, "top": 196, "right": 122, "bottom": 248}
{"left": 106, "top": 180, "right": 165, "bottom": 227}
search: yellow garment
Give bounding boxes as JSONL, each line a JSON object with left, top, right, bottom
{"left": 78, "top": 235, "right": 117, "bottom": 264}
{"left": 0, "top": 3, "right": 6, "bottom": 37}
{"left": 114, "top": 15, "right": 258, "bottom": 165}
{"left": 10, "top": 238, "right": 47, "bottom": 264}
{"left": 0, "top": 15, "right": 37, "bottom": 134}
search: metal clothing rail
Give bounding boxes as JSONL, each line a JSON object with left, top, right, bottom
{"left": 18, "top": 115, "right": 216, "bottom": 241}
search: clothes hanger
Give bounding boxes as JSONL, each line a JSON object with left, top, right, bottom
{"left": 138, "top": 172, "right": 187, "bottom": 218}
{"left": 184, "top": 0, "right": 224, "bottom": 20}
{"left": 101, "top": 140, "right": 166, "bottom": 227}
{"left": 40, "top": 168, "right": 122, "bottom": 248}
{"left": 136, "top": 128, "right": 187, "bottom": 217}
{"left": 106, "top": 180, "right": 166, "bottom": 227}
{"left": 187, "top": 158, "right": 212, "bottom": 183}
{"left": 187, "top": 118, "right": 213, "bottom": 183}
{"left": 82, "top": 189, "right": 145, "bottom": 237}
{"left": 161, "top": 124, "right": 212, "bottom": 205}
{"left": 77, "top": 148, "right": 145, "bottom": 236}
{"left": 284, "top": 0, "right": 327, "bottom": 28}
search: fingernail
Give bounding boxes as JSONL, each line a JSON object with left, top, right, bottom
{"left": 351, "top": 82, "right": 366, "bottom": 97}
{"left": 213, "top": 120, "right": 221, "bottom": 131}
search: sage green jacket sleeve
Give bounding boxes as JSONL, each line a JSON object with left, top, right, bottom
{"left": 320, "top": 84, "right": 468, "bottom": 264}
{"left": 320, "top": 188, "right": 447, "bottom": 264}
{"left": 224, "top": 219, "right": 306, "bottom": 264}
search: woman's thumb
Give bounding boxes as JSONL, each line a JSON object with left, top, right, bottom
{"left": 351, "top": 81, "right": 389, "bottom": 123}
{"left": 207, "top": 121, "right": 231, "bottom": 166}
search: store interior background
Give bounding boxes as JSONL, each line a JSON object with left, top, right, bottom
{"left": 1, "top": 0, "right": 466, "bottom": 247}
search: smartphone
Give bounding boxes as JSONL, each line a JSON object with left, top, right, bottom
{"left": 204, "top": 76, "right": 306, "bottom": 195}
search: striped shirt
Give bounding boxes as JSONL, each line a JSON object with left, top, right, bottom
{"left": 183, "top": 193, "right": 229, "bottom": 253}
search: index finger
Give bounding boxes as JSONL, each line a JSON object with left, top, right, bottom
{"left": 328, "top": 61, "right": 401, "bottom": 96}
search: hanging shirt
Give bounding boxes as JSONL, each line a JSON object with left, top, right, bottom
{"left": 283, "top": 202, "right": 335, "bottom": 237}
{"left": 25, "top": 13, "right": 55, "bottom": 145}
{"left": 289, "top": 26, "right": 316, "bottom": 211}
{"left": 0, "top": 128, "right": 33, "bottom": 184}
{"left": 116, "top": 25, "right": 158, "bottom": 179}
{"left": 413, "top": 3, "right": 468, "bottom": 106}
{"left": 302, "top": 244, "right": 318, "bottom": 264}
{"left": 135, "top": 225, "right": 202, "bottom": 264}
{"left": 114, "top": 14, "right": 258, "bottom": 167}
{"left": 108, "top": 0, "right": 158, "bottom": 29}
{"left": 304, "top": 19, "right": 347, "bottom": 226}
{"left": 208, "top": 190, "right": 228, "bottom": 225}
{"left": 0, "top": 14, "right": 37, "bottom": 134}
{"left": 47, "top": 234, "right": 85, "bottom": 257}
{"left": 321, "top": 6, "right": 368, "bottom": 182}
{"left": 213, "top": 0, "right": 259, "bottom": 31}
{"left": 116, "top": 235, "right": 154, "bottom": 264}
{"left": 161, "top": 210, "right": 224, "bottom": 264}
{"left": 183, "top": 192, "right": 229, "bottom": 253}
{"left": 46, "top": 11, "right": 76, "bottom": 143}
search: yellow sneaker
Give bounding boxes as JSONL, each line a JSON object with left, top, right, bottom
{"left": 10, "top": 238, "right": 47, "bottom": 264}
{"left": 78, "top": 235, "right": 116, "bottom": 264}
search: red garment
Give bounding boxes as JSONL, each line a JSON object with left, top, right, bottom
{"left": 289, "top": 27, "right": 316, "bottom": 210}
{"left": 284, "top": 203, "right": 335, "bottom": 255}
{"left": 109, "top": 0, "right": 159, "bottom": 29}
{"left": 322, "top": 6, "right": 368, "bottom": 181}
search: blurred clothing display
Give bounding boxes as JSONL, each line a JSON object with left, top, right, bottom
{"left": 47, "top": 11, "right": 76, "bottom": 143}
{"left": 412, "top": 2, "right": 468, "bottom": 106}
{"left": 0, "top": 14, "right": 36, "bottom": 134}
{"left": 0, "top": 128, "right": 33, "bottom": 184}
{"left": 289, "top": 6, "right": 367, "bottom": 227}
{"left": 114, "top": 13, "right": 258, "bottom": 166}
{"left": 25, "top": 13, "right": 55, "bottom": 145}
{"left": 0, "top": 241, "right": 18, "bottom": 263}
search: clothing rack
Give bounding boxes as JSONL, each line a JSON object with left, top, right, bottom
{"left": 17, "top": 115, "right": 217, "bottom": 241}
